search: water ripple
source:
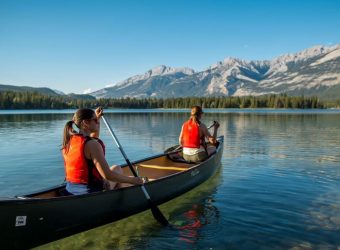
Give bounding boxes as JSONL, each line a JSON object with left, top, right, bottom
{"left": 1, "top": 110, "right": 339, "bottom": 249}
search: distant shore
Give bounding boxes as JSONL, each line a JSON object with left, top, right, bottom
{"left": 1, "top": 90, "right": 339, "bottom": 109}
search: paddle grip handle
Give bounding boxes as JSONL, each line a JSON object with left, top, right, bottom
{"left": 207, "top": 121, "right": 217, "bottom": 129}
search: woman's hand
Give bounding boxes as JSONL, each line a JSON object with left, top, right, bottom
{"left": 214, "top": 121, "right": 220, "bottom": 129}
{"left": 131, "top": 177, "right": 144, "bottom": 185}
{"left": 208, "top": 137, "right": 217, "bottom": 145}
{"left": 95, "top": 106, "right": 103, "bottom": 118}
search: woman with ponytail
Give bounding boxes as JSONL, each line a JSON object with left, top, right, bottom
{"left": 179, "top": 106, "right": 220, "bottom": 163}
{"left": 62, "top": 107, "right": 143, "bottom": 195}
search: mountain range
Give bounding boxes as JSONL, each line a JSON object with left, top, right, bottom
{"left": 1, "top": 45, "right": 339, "bottom": 100}
{"left": 90, "top": 45, "right": 340, "bottom": 99}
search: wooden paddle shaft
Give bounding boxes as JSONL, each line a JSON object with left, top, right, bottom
{"left": 101, "top": 116, "right": 151, "bottom": 198}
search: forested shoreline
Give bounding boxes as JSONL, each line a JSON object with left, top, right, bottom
{"left": 1, "top": 90, "right": 339, "bottom": 109}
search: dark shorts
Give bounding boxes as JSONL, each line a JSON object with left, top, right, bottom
{"left": 183, "top": 151, "right": 208, "bottom": 163}
{"left": 66, "top": 182, "right": 103, "bottom": 195}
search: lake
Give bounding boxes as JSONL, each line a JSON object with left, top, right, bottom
{"left": 0, "top": 109, "right": 339, "bottom": 249}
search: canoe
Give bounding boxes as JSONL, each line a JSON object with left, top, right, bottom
{"left": 0, "top": 136, "right": 224, "bottom": 249}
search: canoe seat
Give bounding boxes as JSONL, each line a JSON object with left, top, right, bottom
{"left": 137, "top": 164, "right": 188, "bottom": 172}
{"left": 166, "top": 152, "right": 188, "bottom": 163}
{"left": 126, "top": 155, "right": 195, "bottom": 180}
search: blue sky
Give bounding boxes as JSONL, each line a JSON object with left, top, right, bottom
{"left": 0, "top": 0, "right": 339, "bottom": 94}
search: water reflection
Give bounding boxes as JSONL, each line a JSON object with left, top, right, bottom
{"left": 0, "top": 113, "right": 69, "bottom": 126}
{"left": 1, "top": 110, "right": 339, "bottom": 249}
{"left": 35, "top": 167, "right": 223, "bottom": 250}
{"left": 173, "top": 200, "right": 220, "bottom": 245}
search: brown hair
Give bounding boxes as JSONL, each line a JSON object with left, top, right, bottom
{"left": 62, "top": 108, "right": 95, "bottom": 150}
{"left": 190, "top": 105, "right": 203, "bottom": 123}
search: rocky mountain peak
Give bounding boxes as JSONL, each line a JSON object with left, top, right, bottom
{"left": 272, "top": 45, "right": 338, "bottom": 64}
{"left": 90, "top": 44, "right": 340, "bottom": 99}
{"left": 209, "top": 57, "right": 244, "bottom": 70}
{"left": 146, "top": 65, "right": 195, "bottom": 77}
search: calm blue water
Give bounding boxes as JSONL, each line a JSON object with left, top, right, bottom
{"left": 0, "top": 109, "right": 339, "bottom": 249}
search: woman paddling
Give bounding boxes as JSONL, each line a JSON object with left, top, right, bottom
{"left": 62, "top": 107, "right": 143, "bottom": 195}
{"left": 179, "top": 106, "right": 220, "bottom": 163}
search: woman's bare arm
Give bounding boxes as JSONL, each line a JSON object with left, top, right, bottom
{"left": 201, "top": 122, "right": 219, "bottom": 144}
{"left": 85, "top": 140, "right": 142, "bottom": 185}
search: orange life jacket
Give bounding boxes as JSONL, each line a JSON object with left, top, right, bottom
{"left": 62, "top": 134, "right": 103, "bottom": 186}
{"left": 182, "top": 119, "right": 202, "bottom": 148}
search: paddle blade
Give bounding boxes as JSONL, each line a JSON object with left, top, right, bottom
{"left": 148, "top": 200, "right": 169, "bottom": 226}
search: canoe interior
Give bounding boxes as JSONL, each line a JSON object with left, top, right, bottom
{"left": 21, "top": 141, "right": 220, "bottom": 199}
{"left": 122, "top": 155, "right": 195, "bottom": 178}
{"left": 25, "top": 155, "right": 196, "bottom": 199}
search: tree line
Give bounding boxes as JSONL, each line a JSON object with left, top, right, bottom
{"left": 0, "top": 91, "right": 331, "bottom": 109}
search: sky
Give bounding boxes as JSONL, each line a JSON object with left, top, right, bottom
{"left": 0, "top": 0, "right": 340, "bottom": 94}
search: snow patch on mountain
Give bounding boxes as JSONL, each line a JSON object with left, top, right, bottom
{"left": 206, "top": 77, "right": 228, "bottom": 95}
{"left": 237, "top": 74, "right": 258, "bottom": 83}
{"left": 83, "top": 88, "right": 93, "bottom": 94}
{"left": 310, "top": 47, "right": 340, "bottom": 66}
{"left": 314, "top": 74, "right": 340, "bottom": 87}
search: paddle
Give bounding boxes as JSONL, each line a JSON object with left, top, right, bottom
{"left": 101, "top": 116, "right": 169, "bottom": 226}
{"left": 207, "top": 121, "right": 217, "bottom": 129}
